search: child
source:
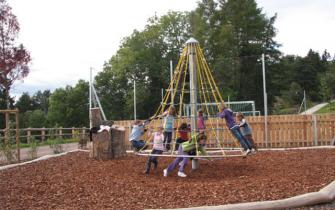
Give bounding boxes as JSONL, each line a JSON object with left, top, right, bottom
{"left": 129, "top": 119, "right": 150, "bottom": 152}
{"left": 197, "top": 109, "right": 206, "bottom": 133}
{"left": 236, "top": 112, "right": 257, "bottom": 151}
{"left": 155, "top": 106, "right": 175, "bottom": 151}
{"left": 163, "top": 134, "right": 208, "bottom": 178}
{"left": 144, "top": 126, "right": 164, "bottom": 174}
{"left": 218, "top": 103, "right": 253, "bottom": 155}
{"left": 174, "top": 122, "right": 190, "bottom": 151}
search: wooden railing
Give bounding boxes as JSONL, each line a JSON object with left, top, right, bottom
{"left": 0, "top": 127, "right": 89, "bottom": 143}
{"left": 113, "top": 113, "right": 335, "bottom": 149}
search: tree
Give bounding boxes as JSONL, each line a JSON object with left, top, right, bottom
{"left": 189, "top": 0, "right": 280, "bottom": 111}
{"left": 15, "top": 92, "right": 36, "bottom": 113}
{"left": 0, "top": 0, "right": 31, "bottom": 108}
{"left": 95, "top": 12, "right": 192, "bottom": 120}
{"left": 47, "top": 80, "right": 89, "bottom": 127}
{"left": 32, "top": 90, "right": 51, "bottom": 115}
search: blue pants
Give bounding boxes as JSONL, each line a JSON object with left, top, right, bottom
{"left": 163, "top": 131, "right": 172, "bottom": 150}
{"left": 145, "top": 149, "right": 163, "bottom": 173}
{"left": 166, "top": 146, "right": 189, "bottom": 173}
{"left": 131, "top": 140, "right": 147, "bottom": 151}
{"left": 230, "top": 126, "right": 252, "bottom": 150}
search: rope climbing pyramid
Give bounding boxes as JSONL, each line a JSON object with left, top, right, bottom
{"left": 138, "top": 38, "right": 245, "bottom": 159}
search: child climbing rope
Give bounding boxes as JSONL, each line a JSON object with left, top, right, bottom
{"left": 144, "top": 126, "right": 164, "bottom": 175}
{"left": 197, "top": 109, "right": 206, "bottom": 134}
{"left": 174, "top": 122, "right": 190, "bottom": 151}
{"left": 218, "top": 103, "right": 254, "bottom": 155}
{"left": 129, "top": 119, "right": 150, "bottom": 152}
{"left": 236, "top": 112, "right": 257, "bottom": 151}
{"left": 163, "top": 134, "right": 208, "bottom": 178}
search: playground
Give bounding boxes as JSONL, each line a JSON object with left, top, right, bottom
{"left": 0, "top": 149, "right": 334, "bottom": 209}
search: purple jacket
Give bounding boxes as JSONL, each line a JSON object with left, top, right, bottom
{"left": 218, "top": 108, "right": 236, "bottom": 129}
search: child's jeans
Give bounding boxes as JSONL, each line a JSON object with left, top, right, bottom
{"left": 230, "top": 126, "right": 252, "bottom": 150}
{"left": 166, "top": 146, "right": 189, "bottom": 173}
{"left": 163, "top": 131, "right": 172, "bottom": 150}
{"left": 131, "top": 140, "right": 147, "bottom": 151}
{"left": 145, "top": 149, "right": 163, "bottom": 173}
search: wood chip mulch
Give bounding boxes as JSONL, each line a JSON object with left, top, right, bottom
{"left": 0, "top": 149, "right": 334, "bottom": 209}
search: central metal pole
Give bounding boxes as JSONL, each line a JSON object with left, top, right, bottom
{"left": 262, "top": 53, "right": 268, "bottom": 147}
{"left": 170, "top": 60, "right": 174, "bottom": 105}
{"left": 304, "top": 90, "right": 307, "bottom": 114}
{"left": 89, "top": 67, "right": 93, "bottom": 128}
{"left": 134, "top": 80, "right": 137, "bottom": 120}
{"left": 186, "top": 38, "right": 199, "bottom": 170}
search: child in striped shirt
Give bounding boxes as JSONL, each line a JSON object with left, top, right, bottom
{"left": 236, "top": 112, "right": 257, "bottom": 151}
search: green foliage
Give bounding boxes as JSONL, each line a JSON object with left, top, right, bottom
{"left": 47, "top": 80, "right": 89, "bottom": 127}
{"left": 0, "top": 121, "right": 17, "bottom": 163}
{"left": 95, "top": 11, "right": 191, "bottom": 120}
{"left": 316, "top": 102, "right": 335, "bottom": 114}
{"left": 48, "top": 129, "right": 64, "bottom": 154}
{"left": 27, "top": 137, "right": 38, "bottom": 159}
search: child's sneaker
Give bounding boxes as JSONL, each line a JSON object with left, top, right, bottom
{"left": 244, "top": 149, "right": 251, "bottom": 156}
{"left": 178, "top": 171, "right": 187, "bottom": 177}
{"left": 251, "top": 148, "right": 257, "bottom": 154}
{"left": 163, "top": 169, "right": 168, "bottom": 177}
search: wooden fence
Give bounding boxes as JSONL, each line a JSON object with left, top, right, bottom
{"left": 113, "top": 114, "right": 335, "bottom": 149}
{"left": 0, "top": 113, "right": 333, "bottom": 150}
{"left": 0, "top": 127, "right": 89, "bottom": 144}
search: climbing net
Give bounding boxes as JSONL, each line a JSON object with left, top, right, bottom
{"left": 137, "top": 39, "right": 245, "bottom": 158}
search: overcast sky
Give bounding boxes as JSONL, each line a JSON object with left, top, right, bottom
{"left": 7, "top": 0, "right": 335, "bottom": 97}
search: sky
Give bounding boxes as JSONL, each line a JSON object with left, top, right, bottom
{"left": 6, "top": 0, "right": 335, "bottom": 98}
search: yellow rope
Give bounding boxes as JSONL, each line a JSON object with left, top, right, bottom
{"left": 195, "top": 47, "right": 226, "bottom": 157}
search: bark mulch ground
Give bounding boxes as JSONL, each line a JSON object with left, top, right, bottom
{"left": 0, "top": 149, "right": 334, "bottom": 209}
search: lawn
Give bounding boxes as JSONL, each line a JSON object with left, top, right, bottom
{"left": 316, "top": 101, "right": 335, "bottom": 114}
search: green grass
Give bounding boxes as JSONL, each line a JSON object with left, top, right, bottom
{"left": 316, "top": 102, "right": 335, "bottom": 114}
{"left": 19, "top": 138, "right": 79, "bottom": 148}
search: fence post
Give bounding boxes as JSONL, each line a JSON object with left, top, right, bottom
{"left": 82, "top": 127, "right": 86, "bottom": 140}
{"left": 72, "top": 127, "right": 75, "bottom": 139}
{"left": 41, "top": 128, "right": 45, "bottom": 142}
{"left": 27, "top": 128, "right": 31, "bottom": 144}
{"left": 5, "top": 112, "right": 9, "bottom": 144}
{"left": 313, "top": 115, "right": 318, "bottom": 146}
{"left": 15, "top": 110, "right": 20, "bottom": 162}
{"left": 59, "top": 127, "right": 63, "bottom": 139}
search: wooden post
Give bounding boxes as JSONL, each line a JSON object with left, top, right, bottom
{"left": 72, "top": 127, "right": 75, "bottom": 139}
{"left": 15, "top": 110, "right": 20, "bottom": 162}
{"left": 82, "top": 127, "right": 86, "bottom": 140}
{"left": 41, "top": 128, "right": 46, "bottom": 142}
{"left": 5, "top": 112, "right": 9, "bottom": 144}
{"left": 90, "top": 108, "right": 102, "bottom": 128}
{"left": 59, "top": 127, "right": 63, "bottom": 139}
{"left": 27, "top": 128, "right": 31, "bottom": 144}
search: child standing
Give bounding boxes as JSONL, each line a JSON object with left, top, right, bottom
{"left": 129, "top": 119, "right": 150, "bottom": 152}
{"left": 155, "top": 106, "right": 175, "bottom": 151}
{"left": 144, "top": 126, "right": 164, "bottom": 174}
{"left": 174, "top": 122, "right": 190, "bottom": 151}
{"left": 218, "top": 103, "right": 253, "bottom": 155}
{"left": 163, "top": 134, "right": 208, "bottom": 178}
{"left": 236, "top": 112, "right": 257, "bottom": 151}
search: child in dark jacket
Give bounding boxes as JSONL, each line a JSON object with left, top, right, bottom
{"left": 174, "top": 122, "right": 190, "bottom": 151}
